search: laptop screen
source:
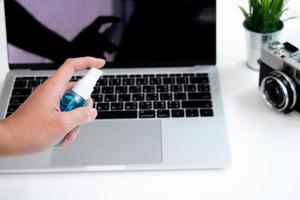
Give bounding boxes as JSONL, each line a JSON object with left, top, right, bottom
{"left": 4, "top": 0, "right": 216, "bottom": 69}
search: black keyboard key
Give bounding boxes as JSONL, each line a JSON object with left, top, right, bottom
{"left": 142, "top": 74, "right": 154, "bottom": 78}
{"left": 96, "top": 79, "right": 107, "bottom": 86}
{"left": 111, "top": 102, "right": 124, "bottom": 110}
{"left": 149, "top": 78, "right": 161, "bottom": 85}
{"left": 171, "top": 109, "right": 184, "bottom": 117}
{"left": 160, "top": 93, "right": 172, "bottom": 100}
{"left": 182, "top": 100, "right": 212, "bottom": 108}
{"left": 183, "top": 73, "right": 195, "bottom": 77}
{"left": 97, "top": 111, "right": 138, "bottom": 119}
{"left": 196, "top": 73, "right": 208, "bottom": 77}
{"left": 116, "top": 75, "right": 128, "bottom": 78}
{"left": 104, "top": 94, "right": 117, "bottom": 102}
{"left": 27, "top": 80, "right": 41, "bottom": 88}
{"left": 156, "top": 74, "right": 168, "bottom": 77}
{"left": 186, "top": 109, "right": 199, "bottom": 117}
{"left": 36, "top": 76, "right": 48, "bottom": 80}
{"left": 187, "top": 73, "right": 195, "bottom": 77}
{"left": 91, "top": 94, "right": 103, "bottom": 102}
{"left": 188, "top": 92, "right": 211, "bottom": 100}
{"left": 129, "top": 74, "right": 141, "bottom": 78}
{"left": 102, "top": 86, "right": 114, "bottom": 94}
{"left": 156, "top": 85, "right": 169, "bottom": 93}
{"left": 139, "top": 102, "right": 152, "bottom": 110}
{"left": 123, "top": 78, "right": 135, "bottom": 85}
{"left": 157, "top": 110, "right": 170, "bottom": 118}
{"left": 115, "top": 86, "right": 128, "bottom": 93}
{"left": 125, "top": 102, "right": 138, "bottom": 110}
{"left": 92, "top": 87, "right": 101, "bottom": 94}
{"left": 16, "top": 77, "right": 34, "bottom": 80}
{"left": 163, "top": 77, "right": 175, "bottom": 84}
{"left": 176, "top": 77, "right": 188, "bottom": 84}
{"left": 7, "top": 104, "right": 20, "bottom": 113}
{"left": 118, "top": 94, "right": 131, "bottom": 101}
{"left": 170, "top": 85, "right": 182, "bottom": 92}
{"left": 167, "top": 101, "right": 180, "bottom": 109}
{"left": 14, "top": 80, "right": 27, "bottom": 88}
{"left": 142, "top": 85, "right": 154, "bottom": 93}
{"left": 139, "top": 110, "right": 155, "bottom": 118}
{"left": 190, "top": 77, "right": 209, "bottom": 84}
{"left": 132, "top": 94, "right": 144, "bottom": 101}
{"left": 154, "top": 101, "right": 166, "bottom": 109}
{"left": 102, "top": 75, "right": 115, "bottom": 79}
{"left": 198, "top": 84, "right": 210, "bottom": 92}
{"left": 184, "top": 85, "right": 196, "bottom": 92}
{"left": 97, "top": 103, "right": 109, "bottom": 110}
{"left": 174, "top": 93, "right": 187, "bottom": 100}
{"left": 109, "top": 78, "right": 121, "bottom": 86}
{"left": 200, "top": 109, "right": 214, "bottom": 117}
{"left": 136, "top": 78, "right": 148, "bottom": 85}
{"left": 129, "top": 86, "right": 141, "bottom": 93}
{"left": 12, "top": 88, "right": 31, "bottom": 96}
{"left": 9, "top": 96, "right": 27, "bottom": 104}
{"left": 146, "top": 93, "right": 159, "bottom": 101}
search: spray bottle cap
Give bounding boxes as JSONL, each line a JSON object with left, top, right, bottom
{"left": 72, "top": 68, "right": 103, "bottom": 100}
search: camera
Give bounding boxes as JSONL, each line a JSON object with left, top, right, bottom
{"left": 259, "top": 41, "right": 300, "bottom": 113}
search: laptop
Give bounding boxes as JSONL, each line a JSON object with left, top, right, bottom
{"left": 0, "top": 0, "right": 230, "bottom": 173}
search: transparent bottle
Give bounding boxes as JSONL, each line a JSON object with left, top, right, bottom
{"left": 60, "top": 91, "right": 86, "bottom": 112}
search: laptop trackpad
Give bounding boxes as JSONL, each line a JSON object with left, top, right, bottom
{"left": 50, "top": 120, "right": 162, "bottom": 166}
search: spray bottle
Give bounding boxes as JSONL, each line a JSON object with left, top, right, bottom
{"left": 55, "top": 68, "right": 103, "bottom": 146}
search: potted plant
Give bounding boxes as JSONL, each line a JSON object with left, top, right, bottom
{"left": 239, "top": 0, "right": 294, "bottom": 70}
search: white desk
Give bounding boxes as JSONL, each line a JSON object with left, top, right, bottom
{"left": 1, "top": 1, "right": 300, "bottom": 200}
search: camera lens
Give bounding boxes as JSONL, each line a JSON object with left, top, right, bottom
{"left": 264, "top": 80, "right": 285, "bottom": 108}
{"left": 261, "top": 71, "right": 297, "bottom": 112}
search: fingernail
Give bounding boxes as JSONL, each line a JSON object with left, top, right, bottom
{"left": 98, "top": 58, "right": 105, "bottom": 62}
{"left": 89, "top": 108, "right": 97, "bottom": 120}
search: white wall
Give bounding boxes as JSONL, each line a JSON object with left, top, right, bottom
{"left": 0, "top": 0, "right": 9, "bottom": 93}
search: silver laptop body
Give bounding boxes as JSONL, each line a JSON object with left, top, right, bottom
{"left": 0, "top": 0, "right": 230, "bottom": 173}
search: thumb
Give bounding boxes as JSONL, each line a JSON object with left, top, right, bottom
{"left": 60, "top": 107, "right": 97, "bottom": 130}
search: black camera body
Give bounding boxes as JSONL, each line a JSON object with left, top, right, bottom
{"left": 259, "top": 41, "right": 300, "bottom": 113}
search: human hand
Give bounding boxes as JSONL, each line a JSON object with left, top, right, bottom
{"left": 0, "top": 57, "right": 105, "bottom": 157}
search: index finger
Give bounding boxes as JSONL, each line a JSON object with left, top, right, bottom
{"left": 49, "top": 57, "right": 105, "bottom": 85}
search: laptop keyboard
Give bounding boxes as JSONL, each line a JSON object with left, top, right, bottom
{"left": 6, "top": 73, "right": 214, "bottom": 119}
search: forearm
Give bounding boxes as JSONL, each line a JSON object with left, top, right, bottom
{"left": 0, "top": 120, "right": 16, "bottom": 157}
{"left": 0, "top": 57, "right": 104, "bottom": 157}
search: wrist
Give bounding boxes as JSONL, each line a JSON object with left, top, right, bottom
{"left": 0, "top": 119, "right": 17, "bottom": 157}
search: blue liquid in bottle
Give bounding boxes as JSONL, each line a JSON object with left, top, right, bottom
{"left": 60, "top": 91, "right": 86, "bottom": 112}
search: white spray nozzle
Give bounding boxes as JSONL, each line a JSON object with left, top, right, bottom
{"left": 72, "top": 68, "right": 103, "bottom": 100}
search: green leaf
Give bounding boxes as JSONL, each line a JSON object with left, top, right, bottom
{"left": 238, "top": 0, "right": 293, "bottom": 33}
{"left": 271, "top": 0, "right": 283, "bottom": 14}
{"left": 253, "top": 9, "right": 263, "bottom": 31}
{"left": 239, "top": 6, "right": 250, "bottom": 24}
{"left": 283, "top": 16, "right": 297, "bottom": 21}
